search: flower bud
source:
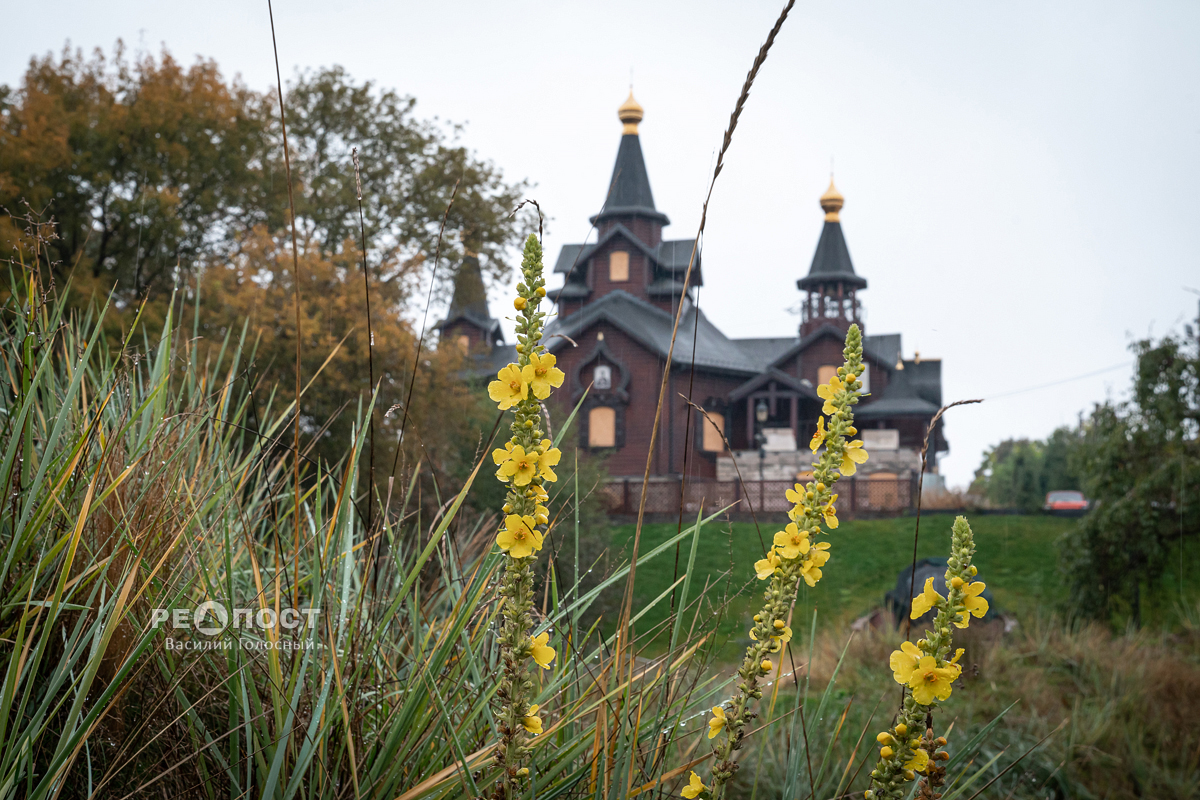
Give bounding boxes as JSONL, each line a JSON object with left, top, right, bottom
{"left": 514, "top": 297, "right": 528, "bottom": 310}
{"left": 876, "top": 732, "right": 893, "bottom": 744}
{"left": 904, "top": 769, "right": 916, "bottom": 781}
{"left": 935, "top": 736, "right": 947, "bottom": 746}
{"left": 760, "top": 658, "right": 773, "bottom": 673}
{"left": 774, "top": 619, "right": 786, "bottom": 630}
{"left": 968, "top": 565, "right": 978, "bottom": 576}
{"left": 936, "top": 751, "right": 949, "bottom": 760}
{"left": 879, "top": 746, "right": 894, "bottom": 759}
{"left": 517, "top": 767, "right": 530, "bottom": 777}
{"left": 535, "top": 286, "right": 546, "bottom": 297}
{"left": 950, "top": 576, "right": 964, "bottom": 588}
{"left": 894, "top": 723, "right": 907, "bottom": 736}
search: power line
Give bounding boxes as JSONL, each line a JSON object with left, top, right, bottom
{"left": 985, "top": 360, "right": 1133, "bottom": 400}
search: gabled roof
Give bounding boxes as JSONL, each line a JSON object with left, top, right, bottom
{"left": 591, "top": 132, "right": 669, "bottom": 226}
{"left": 552, "top": 228, "right": 700, "bottom": 277}
{"left": 543, "top": 290, "right": 757, "bottom": 375}
{"left": 764, "top": 326, "right": 901, "bottom": 372}
{"left": 728, "top": 368, "right": 819, "bottom": 402}
{"left": 797, "top": 220, "right": 867, "bottom": 291}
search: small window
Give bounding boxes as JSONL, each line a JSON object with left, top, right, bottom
{"left": 456, "top": 335, "right": 470, "bottom": 353}
{"left": 859, "top": 365, "right": 871, "bottom": 393}
{"left": 593, "top": 364, "right": 612, "bottom": 390}
{"left": 588, "top": 407, "right": 616, "bottom": 447}
{"left": 818, "top": 365, "right": 839, "bottom": 386}
{"left": 701, "top": 412, "right": 725, "bottom": 452}
{"left": 609, "top": 251, "right": 629, "bottom": 282}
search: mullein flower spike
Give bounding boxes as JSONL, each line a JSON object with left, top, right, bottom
{"left": 864, "top": 515, "right": 984, "bottom": 800}
{"left": 487, "top": 235, "right": 564, "bottom": 795}
{"left": 699, "top": 325, "right": 869, "bottom": 800}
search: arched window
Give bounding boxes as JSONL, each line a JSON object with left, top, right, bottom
{"left": 588, "top": 407, "right": 616, "bottom": 448}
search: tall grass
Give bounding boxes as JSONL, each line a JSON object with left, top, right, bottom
{"left": 0, "top": 266, "right": 755, "bottom": 798}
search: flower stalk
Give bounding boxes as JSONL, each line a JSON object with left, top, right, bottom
{"left": 865, "top": 515, "right": 987, "bottom": 799}
{"left": 487, "top": 234, "right": 564, "bottom": 797}
{"left": 702, "top": 324, "right": 869, "bottom": 799}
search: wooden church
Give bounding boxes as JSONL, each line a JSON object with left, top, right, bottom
{"left": 440, "top": 93, "right": 947, "bottom": 500}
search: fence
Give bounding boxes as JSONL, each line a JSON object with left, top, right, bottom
{"left": 601, "top": 475, "right": 917, "bottom": 519}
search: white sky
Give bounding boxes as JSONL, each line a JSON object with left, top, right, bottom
{"left": 7, "top": 0, "right": 1199, "bottom": 488}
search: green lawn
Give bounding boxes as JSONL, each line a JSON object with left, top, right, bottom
{"left": 608, "top": 514, "right": 1081, "bottom": 650}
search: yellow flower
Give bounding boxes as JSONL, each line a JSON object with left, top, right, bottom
{"left": 682, "top": 771, "right": 707, "bottom": 799}
{"left": 488, "top": 364, "right": 528, "bottom": 410}
{"left": 840, "top": 440, "right": 869, "bottom": 475}
{"left": 497, "top": 514, "right": 543, "bottom": 558}
{"left": 889, "top": 640, "right": 923, "bottom": 685}
{"left": 773, "top": 625, "right": 792, "bottom": 644}
{"left": 809, "top": 416, "right": 826, "bottom": 452}
{"left": 522, "top": 352, "right": 565, "bottom": 400}
{"left": 785, "top": 483, "right": 806, "bottom": 506}
{"left": 904, "top": 747, "right": 930, "bottom": 773}
{"left": 817, "top": 375, "right": 845, "bottom": 415}
{"left": 800, "top": 561, "right": 823, "bottom": 587}
{"left": 707, "top": 706, "right": 726, "bottom": 739}
{"left": 754, "top": 548, "right": 782, "bottom": 580}
{"left": 910, "top": 576, "right": 944, "bottom": 620}
{"left": 522, "top": 703, "right": 543, "bottom": 735}
{"left": 534, "top": 503, "right": 550, "bottom": 525}
{"left": 807, "top": 541, "right": 831, "bottom": 568}
{"left": 907, "top": 656, "right": 960, "bottom": 705}
{"left": 536, "top": 440, "right": 562, "bottom": 482}
{"left": 530, "top": 631, "right": 556, "bottom": 669}
{"left": 773, "top": 523, "right": 811, "bottom": 560}
{"left": 821, "top": 495, "right": 839, "bottom": 529}
{"left": 532, "top": 483, "right": 549, "bottom": 503}
{"left": 494, "top": 445, "right": 540, "bottom": 486}
{"left": 954, "top": 581, "right": 989, "bottom": 628}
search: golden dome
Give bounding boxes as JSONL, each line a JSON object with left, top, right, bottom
{"left": 618, "top": 90, "right": 643, "bottom": 134}
{"left": 820, "top": 178, "right": 844, "bottom": 222}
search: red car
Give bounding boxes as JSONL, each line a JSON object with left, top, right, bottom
{"left": 1044, "top": 490, "right": 1089, "bottom": 513}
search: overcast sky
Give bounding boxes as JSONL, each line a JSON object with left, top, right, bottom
{"left": 7, "top": 1, "right": 1199, "bottom": 488}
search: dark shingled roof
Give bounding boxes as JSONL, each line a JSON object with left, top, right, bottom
{"left": 797, "top": 220, "right": 867, "bottom": 291}
{"left": 591, "top": 134, "right": 669, "bottom": 226}
{"left": 857, "top": 360, "right": 940, "bottom": 419}
{"left": 732, "top": 337, "right": 799, "bottom": 370}
{"left": 437, "top": 254, "right": 502, "bottom": 343}
{"left": 863, "top": 334, "right": 901, "bottom": 369}
{"left": 544, "top": 290, "right": 757, "bottom": 376}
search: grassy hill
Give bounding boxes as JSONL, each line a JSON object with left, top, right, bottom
{"left": 608, "top": 513, "right": 1196, "bottom": 649}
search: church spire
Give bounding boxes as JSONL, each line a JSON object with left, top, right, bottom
{"left": 591, "top": 90, "right": 669, "bottom": 227}
{"left": 798, "top": 179, "right": 866, "bottom": 337}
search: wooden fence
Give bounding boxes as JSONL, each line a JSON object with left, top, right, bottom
{"left": 600, "top": 475, "right": 917, "bottom": 519}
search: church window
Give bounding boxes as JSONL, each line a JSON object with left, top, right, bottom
{"left": 818, "top": 364, "right": 839, "bottom": 386}
{"left": 456, "top": 335, "right": 470, "bottom": 353}
{"left": 593, "top": 364, "right": 612, "bottom": 390}
{"left": 588, "top": 407, "right": 616, "bottom": 447}
{"left": 701, "top": 412, "right": 725, "bottom": 452}
{"left": 609, "top": 251, "right": 630, "bottom": 282}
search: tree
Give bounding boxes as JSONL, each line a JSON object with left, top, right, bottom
{"left": 0, "top": 43, "right": 272, "bottom": 297}
{"left": 1060, "top": 334, "right": 1199, "bottom": 625}
{"left": 185, "top": 228, "right": 492, "bottom": 497}
{"left": 971, "top": 428, "right": 1082, "bottom": 512}
{"left": 1, "top": 46, "right": 532, "bottom": 302}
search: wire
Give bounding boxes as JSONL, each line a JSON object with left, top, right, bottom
{"left": 984, "top": 360, "right": 1133, "bottom": 400}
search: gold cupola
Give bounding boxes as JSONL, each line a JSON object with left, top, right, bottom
{"left": 820, "top": 178, "right": 844, "bottom": 222}
{"left": 618, "top": 90, "right": 644, "bottom": 134}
